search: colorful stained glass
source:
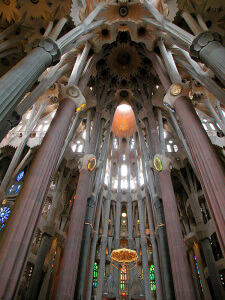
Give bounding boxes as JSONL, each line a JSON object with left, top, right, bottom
{"left": 0, "top": 207, "right": 11, "bottom": 223}
{"left": 120, "top": 268, "right": 127, "bottom": 290}
{"left": 8, "top": 185, "right": 14, "bottom": 193}
{"left": 150, "top": 264, "right": 156, "bottom": 291}
{"left": 16, "top": 170, "right": 24, "bottom": 181}
{"left": 92, "top": 262, "right": 98, "bottom": 288}
{"left": 15, "top": 185, "right": 21, "bottom": 193}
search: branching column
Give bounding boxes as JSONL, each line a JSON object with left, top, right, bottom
{"left": 135, "top": 152, "right": 151, "bottom": 299}
{"left": 0, "top": 94, "right": 81, "bottom": 299}
{"left": 55, "top": 90, "right": 108, "bottom": 299}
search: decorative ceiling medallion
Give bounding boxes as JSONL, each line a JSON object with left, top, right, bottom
{"left": 87, "top": 156, "right": 96, "bottom": 172}
{"left": 170, "top": 83, "right": 182, "bottom": 96}
{"left": 154, "top": 156, "right": 163, "bottom": 172}
{"left": 0, "top": 0, "right": 18, "bottom": 22}
{"left": 107, "top": 44, "right": 141, "bottom": 79}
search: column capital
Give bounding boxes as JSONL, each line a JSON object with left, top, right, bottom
{"left": 38, "top": 38, "right": 61, "bottom": 65}
{"left": 78, "top": 154, "right": 96, "bottom": 172}
{"left": 163, "top": 82, "right": 190, "bottom": 109}
{"left": 190, "top": 31, "right": 224, "bottom": 59}
{"left": 58, "top": 84, "right": 86, "bottom": 111}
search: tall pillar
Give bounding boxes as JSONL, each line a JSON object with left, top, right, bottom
{"left": 96, "top": 160, "right": 113, "bottom": 299}
{"left": 0, "top": 94, "right": 81, "bottom": 299}
{"left": 174, "top": 97, "right": 225, "bottom": 256}
{"left": 135, "top": 154, "right": 151, "bottom": 300}
{"left": 38, "top": 237, "right": 58, "bottom": 300}
{"left": 114, "top": 137, "right": 122, "bottom": 300}
{"left": 55, "top": 96, "right": 108, "bottom": 299}
{"left": 134, "top": 105, "right": 175, "bottom": 299}
{"left": 152, "top": 49, "right": 225, "bottom": 256}
{"left": 25, "top": 233, "right": 52, "bottom": 299}
{"left": 140, "top": 100, "right": 195, "bottom": 299}
{"left": 201, "top": 238, "right": 225, "bottom": 299}
{"left": 85, "top": 188, "right": 105, "bottom": 300}
{"left": 126, "top": 138, "right": 134, "bottom": 299}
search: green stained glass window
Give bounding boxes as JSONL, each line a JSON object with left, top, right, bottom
{"left": 92, "top": 262, "right": 98, "bottom": 288}
{"left": 150, "top": 264, "right": 156, "bottom": 291}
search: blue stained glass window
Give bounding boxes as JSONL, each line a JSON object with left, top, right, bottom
{"left": 150, "top": 264, "right": 156, "bottom": 291}
{"left": 16, "top": 171, "right": 24, "bottom": 182}
{"left": 0, "top": 207, "right": 11, "bottom": 223}
{"left": 93, "top": 262, "right": 98, "bottom": 288}
{"left": 15, "top": 185, "right": 21, "bottom": 193}
{"left": 8, "top": 185, "right": 14, "bottom": 193}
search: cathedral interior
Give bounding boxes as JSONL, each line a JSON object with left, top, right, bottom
{"left": 0, "top": 0, "right": 225, "bottom": 299}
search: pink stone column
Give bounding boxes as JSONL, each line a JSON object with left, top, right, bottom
{"left": 145, "top": 105, "right": 196, "bottom": 300}
{"left": 174, "top": 96, "right": 225, "bottom": 255}
{"left": 55, "top": 108, "right": 103, "bottom": 300}
{"left": 0, "top": 97, "right": 77, "bottom": 300}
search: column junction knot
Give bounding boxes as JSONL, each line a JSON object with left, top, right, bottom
{"left": 153, "top": 154, "right": 172, "bottom": 171}
{"left": 163, "top": 81, "right": 190, "bottom": 109}
{"left": 38, "top": 38, "right": 61, "bottom": 65}
{"left": 156, "top": 223, "right": 165, "bottom": 230}
{"left": 190, "top": 31, "right": 224, "bottom": 59}
{"left": 84, "top": 222, "right": 93, "bottom": 229}
{"left": 78, "top": 154, "right": 96, "bottom": 172}
{"left": 58, "top": 84, "right": 86, "bottom": 111}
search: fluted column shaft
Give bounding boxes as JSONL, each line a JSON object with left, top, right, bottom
{"left": 25, "top": 233, "right": 52, "bottom": 299}
{"left": 134, "top": 106, "right": 174, "bottom": 299}
{"left": 55, "top": 107, "right": 103, "bottom": 300}
{"left": 0, "top": 47, "right": 53, "bottom": 134}
{"left": 0, "top": 97, "right": 77, "bottom": 300}
{"left": 145, "top": 105, "right": 195, "bottom": 300}
{"left": 38, "top": 237, "right": 58, "bottom": 300}
{"left": 174, "top": 97, "right": 225, "bottom": 256}
{"left": 85, "top": 188, "right": 105, "bottom": 300}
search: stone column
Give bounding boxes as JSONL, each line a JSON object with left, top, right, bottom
{"left": 25, "top": 233, "right": 52, "bottom": 299}
{"left": 201, "top": 238, "right": 225, "bottom": 299}
{"left": 135, "top": 155, "right": 151, "bottom": 300}
{"left": 0, "top": 94, "right": 80, "bottom": 299}
{"left": 126, "top": 138, "right": 134, "bottom": 299}
{"left": 85, "top": 108, "right": 92, "bottom": 154}
{"left": 114, "top": 137, "right": 122, "bottom": 300}
{"left": 173, "top": 96, "right": 225, "bottom": 256}
{"left": 140, "top": 101, "right": 195, "bottom": 299}
{"left": 85, "top": 188, "right": 105, "bottom": 300}
{"left": 96, "top": 161, "right": 113, "bottom": 299}
{"left": 188, "top": 248, "right": 203, "bottom": 300}
{"left": 134, "top": 106, "right": 174, "bottom": 299}
{"left": 55, "top": 98, "right": 106, "bottom": 299}
{"left": 38, "top": 237, "right": 58, "bottom": 300}
{"left": 75, "top": 114, "right": 115, "bottom": 299}
{"left": 193, "top": 242, "right": 211, "bottom": 300}
{"left": 0, "top": 44, "right": 59, "bottom": 130}
{"left": 48, "top": 245, "right": 62, "bottom": 300}
{"left": 152, "top": 46, "right": 225, "bottom": 256}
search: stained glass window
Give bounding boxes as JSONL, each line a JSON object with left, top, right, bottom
{"left": 8, "top": 185, "right": 14, "bottom": 193}
{"left": 0, "top": 207, "right": 11, "bottom": 223}
{"left": 93, "top": 262, "right": 98, "bottom": 288}
{"left": 16, "top": 171, "right": 24, "bottom": 181}
{"left": 150, "top": 264, "right": 156, "bottom": 291}
{"left": 15, "top": 185, "right": 21, "bottom": 193}
{"left": 120, "top": 268, "right": 127, "bottom": 290}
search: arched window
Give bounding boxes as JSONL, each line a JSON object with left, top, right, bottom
{"left": 93, "top": 262, "right": 98, "bottom": 288}
{"left": 150, "top": 264, "right": 156, "bottom": 290}
{"left": 16, "top": 170, "right": 24, "bottom": 181}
